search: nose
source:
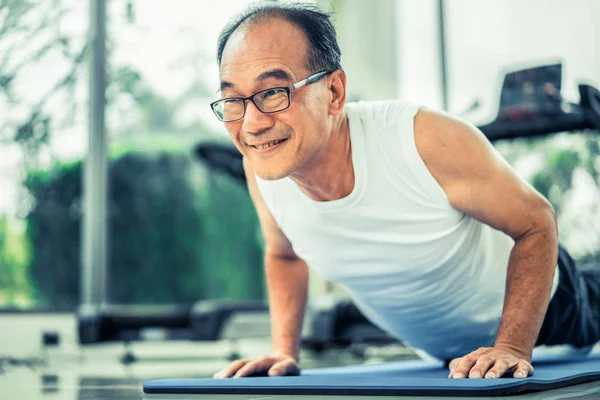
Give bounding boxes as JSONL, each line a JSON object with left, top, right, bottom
{"left": 241, "top": 99, "right": 275, "bottom": 134}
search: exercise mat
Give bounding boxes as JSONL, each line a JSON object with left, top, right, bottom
{"left": 143, "top": 349, "right": 600, "bottom": 397}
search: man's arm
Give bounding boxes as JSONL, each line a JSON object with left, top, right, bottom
{"left": 245, "top": 158, "right": 310, "bottom": 361}
{"left": 413, "top": 108, "right": 558, "bottom": 379}
{"left": 215, "top": 158, "right": 309, "bottom": 378}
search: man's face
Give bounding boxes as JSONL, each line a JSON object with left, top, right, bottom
{"left": 219, "top": 18, "right": 331, "bottom": 180}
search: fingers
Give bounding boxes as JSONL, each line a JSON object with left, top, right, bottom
{"left": 213, "top": 359, "right": 249, "bottom": 378}
{"left": 448, "top": 347, "right": 534, "bottom": 379}
{"left": 512, "top": 361, "right": 534, "bottom": 379}
{"left": 213, "top": 354, "right": 300, "bottom": 379}
{"left": 268, "top": 358, "right": 300, "bottom": 377}
{"left": 233, "top": 356, "right": 273, "bottom": 378}
{"left": 449, "top": 355, "right": 477, "bottom": 379}
{"left": 468, "top": 355, "right": 495, "bottom": 379}
{"left": 448, "top": 347, "right": 486, "bottom": 378}
{"left": 448, "top": 358, "right": 460, "bottom": 373}
{"left": 483, "top": 358, "right": 512, "bottom": 379}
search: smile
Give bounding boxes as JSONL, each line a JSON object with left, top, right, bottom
{"left": 251, "top": 138, "right": 287, "bottom": 150}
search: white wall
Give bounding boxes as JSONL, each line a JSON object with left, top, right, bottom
{"left": 395, "top": 0, "right": 444, "bottom": 109}
{"left": 319, "top": 0, "right": 399, "bottom": 101}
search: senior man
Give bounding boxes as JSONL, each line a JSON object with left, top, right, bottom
{"left": 209, "top": 1, "right": 600, "bottom": 380}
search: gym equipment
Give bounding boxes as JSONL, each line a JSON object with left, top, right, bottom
{"left": 580, "top": 83, "right": 600, "bottom": 130}
{"left": 302, "top": 297, "right": 397, "bottom": 353}
{"left": 194, "top": 141, "right": 246, "bottom": 185}
{"left": 78, "top": 300, "right": 270, "bottom": 344}
{"left": 478, "top": 63, "right": 600, "bottom": 140}
{"left": 143, "top": 349, "right": 600, "bottom": 396}
{"left": 76, "top": 297, "right": 389, "bottom": 361}
{"left": 77, "top": 300, "right": 269, "bottom": 362}
{"left": 78, "top": 304, "right": 191, "bottom": 344}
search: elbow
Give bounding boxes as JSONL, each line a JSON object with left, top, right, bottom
{"left": 515, "top": 198, "right": 558, "bottom": 246}
{"left": 264, "top": 245, "right": 301, "bottom": 263}
{"left": 534, "top": 202, "right": 559, "bottom": 246}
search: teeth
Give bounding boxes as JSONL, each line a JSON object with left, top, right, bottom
{"left": 255, "top": 139, "right": 284, "bottom": 150}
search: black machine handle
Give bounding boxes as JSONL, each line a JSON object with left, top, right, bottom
{"left": 477, "top": 105, "right": 592, "bottom": 141}
{"left": 194, "top": 142, "right": 246, "bottom": 185}
{"left": 580, "top": 83, "right": 600, "bottom": 130}
{"left": 78, "top": 304, "right": 191, "bottom": 344}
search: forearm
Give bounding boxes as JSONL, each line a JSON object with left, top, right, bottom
{"left": 264, "top": 252, "right": 309, "bottom": 361}
{"left": 494, "top": 225, "right": 559, "bottom": 359}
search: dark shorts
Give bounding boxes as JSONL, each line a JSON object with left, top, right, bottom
{"left": 535, "top": 245, "right": 600, "bottom": 348}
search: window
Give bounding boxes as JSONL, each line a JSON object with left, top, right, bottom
{"left": 0, "top": 0, "right": 266, "bottom": 310}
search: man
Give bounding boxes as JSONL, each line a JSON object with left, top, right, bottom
{"left": 210, "top": 2, "right": 600, "bottom": 380}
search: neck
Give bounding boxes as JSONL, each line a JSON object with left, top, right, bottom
{"left": 290, "top": 112, "right": 354, "bottom": 202}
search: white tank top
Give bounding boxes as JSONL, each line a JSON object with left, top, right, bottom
{"left": 255, "top": 100, "right": 559, "bottom": 360}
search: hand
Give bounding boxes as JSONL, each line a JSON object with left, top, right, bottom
{"left": 448, "top": 347, "right": 534, "bottom": 379}
{"left": 213, "top": 352, "right": 300, "bottom": 378}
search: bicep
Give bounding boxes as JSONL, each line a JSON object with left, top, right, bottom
{"left": 243, "top": 158, "right": 299, "bottom": 258}
{"left": 413, "top": 108, "right": 556, "bottom": 240}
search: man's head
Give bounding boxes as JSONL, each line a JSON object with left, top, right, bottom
{"left": 214, "top": 1, "right": 347, "bottom": 180}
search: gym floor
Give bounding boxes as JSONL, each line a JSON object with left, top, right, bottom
{"left": 3, "top": 314, "right": 600, "bottom": 400}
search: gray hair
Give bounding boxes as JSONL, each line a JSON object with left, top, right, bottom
{"left": 216, "top": 1, "right": 342, "bottom": 74}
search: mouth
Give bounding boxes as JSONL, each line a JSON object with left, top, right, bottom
{"left": 249, "top": 138, "right": 288, "bottom": 152}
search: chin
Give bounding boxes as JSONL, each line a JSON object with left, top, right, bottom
{"left": 247, "top": 148, "right": 299, "bottom": 181}
{"left": 251, "top": 159, "right": 293, "bottom": 181}
{"left": 254, "top": 168, "right": 289, "bottom": 181}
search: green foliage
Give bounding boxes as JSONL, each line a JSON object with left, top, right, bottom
{"left": 23, "top": 151, "right": 264, "bottom": 308}
{"left": 530, "top": 147, "right": 580, "bottom": 210}
{"left": 497, "top": 131, "right": 600, "bottom": 213}
{"left": 0, "top": 217, "right": 32, "bottom": 307}
{"left": 198, "top": 174, "right": 265, "bottom": 300}
{"left": 24, "top": 161, "right": 81, "bottom": 308}
{"left": 497, "top": 131, "right": 600, "bottom": 264}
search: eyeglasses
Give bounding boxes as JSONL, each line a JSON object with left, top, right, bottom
{"left": 210, "top": 70, "right": 332, "bottom": 122}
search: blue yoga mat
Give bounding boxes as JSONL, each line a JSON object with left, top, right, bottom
{"left": 143, "top": 351, "right": 600, "bottom": 397}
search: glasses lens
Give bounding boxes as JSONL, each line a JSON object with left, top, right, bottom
{"left": 254, "top": 88, "right": 289, "bottom": 113}
{"left": 213, "top": 99, "right": 244, "bottom": 121}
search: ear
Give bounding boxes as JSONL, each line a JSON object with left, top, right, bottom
{"left": 327, "top": 69, "right": 346, "bottom": 116}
